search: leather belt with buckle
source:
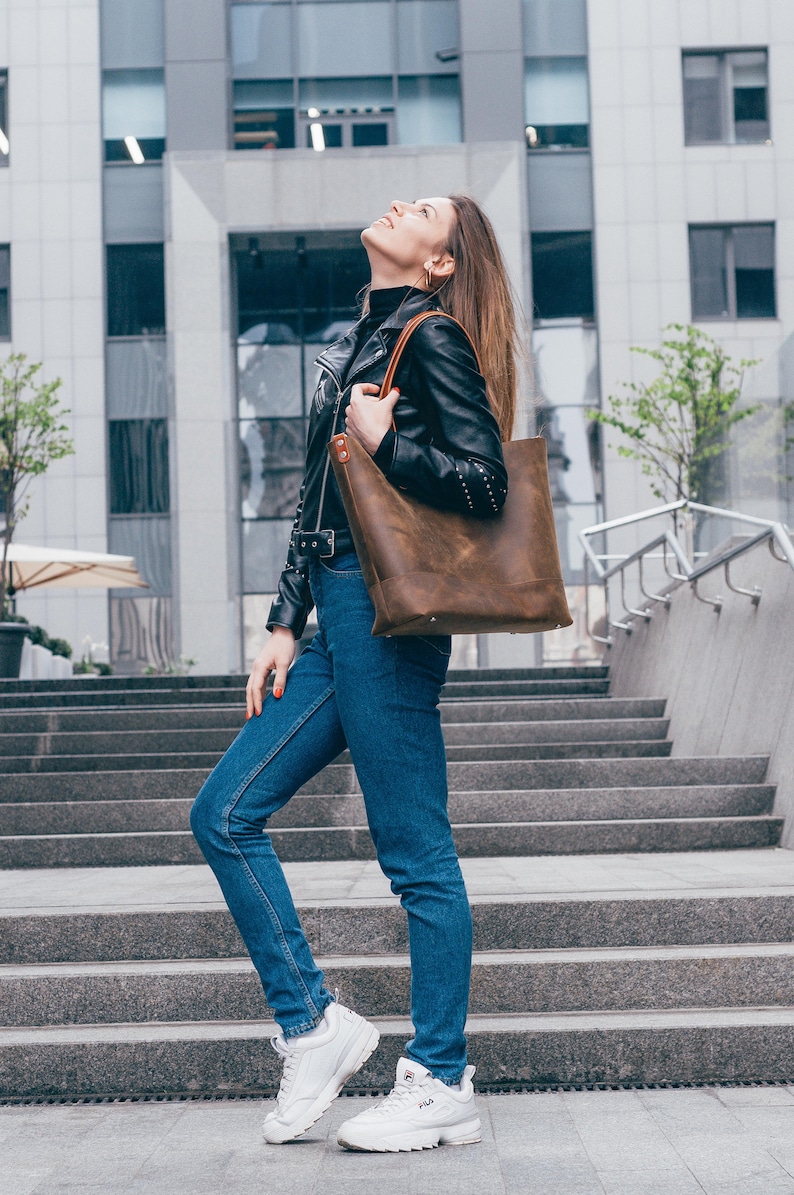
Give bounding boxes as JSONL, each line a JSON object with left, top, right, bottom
{"left": 294, "top": 530, "right": 335, "bottom": 557}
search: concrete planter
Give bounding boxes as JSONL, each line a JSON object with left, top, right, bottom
{"left": 0, "top": 622, "right": 29, "bottom": 678}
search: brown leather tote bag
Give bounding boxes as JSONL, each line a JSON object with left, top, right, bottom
{"left": 328, "top": 311, "right": 572, "bottom": 637}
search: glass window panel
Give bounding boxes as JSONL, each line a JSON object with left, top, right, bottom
{"left": 0, "top": 245, "right": 9, "bottom": 339}
{"left": 0, "top": 71, "right": 8, "bottom": 165}
{"left": 110, "top": 594, "right": 173, "bottom": 673}
{"left": 242, "top": 518, "right": 295, "bottom": 592}
{"left": 689, "top": 227, "right": 728, "bottom": 319}
{"left": 537, "top": 406, "right": 597, "bottom": 504}
{"left": 397, "top": 75, "right": 461, "bottom": 144}
{"left": 106, "top": 244, "right": 166, "bottom": 337}
{"left": 106, "top": 338, "right": 167, "bottom": 418}
{"left": 731, "top": 52, "right": 769, "bottom": 143}
{"left": 524, "top": 57, "right": 589, "bottom": 126}
{"left": 682, "top": 54, "right": 723, "bottom": 144}
{"left": 522, "top": 0, "right": 587, "bottom": 57}
{"left": 234, "top": 82, "right": 295, "bottom": 149}
{"left": 352, "top": 121, "right": 389, "bottom": 146}
{"left": 299, "top": 76, "right": 393, "bottom": 111}
{"left": 102, "top": 70, "right": 166, "bottom": 139}
{"left": 108, "top": 514, "right": 171, "bottom": 595}
{"left": 240, "top": 417, "right": 306, "bottom": 519}
{"left": 734, "top": 224, "right": 774, "bottom": 270}
{"left": 231, "top": 2, "right": 293, "bottom": 79}
{"left": 100, "top": 0, "right": 164, "bottom": 70}
{"left": 237, "top": 343, "right": 303, "bottom": 418}
{"left": 531, "top": 232, "right": 594, "bottom": 321}
{"left": 397, "top": 0, "right": 459, "bottom": 75}
{"left": 734, "top": 224, "right": 775, "bottom": 319}
{"left": 109, "top": 418, "right": 170, "bottom": 515}
{"left": 297, "top": 3, "right": 392, "bottom": 77}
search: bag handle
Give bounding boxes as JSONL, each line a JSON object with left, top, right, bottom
{"left": 381, "top": 310, "right": 483, "bottom": 432}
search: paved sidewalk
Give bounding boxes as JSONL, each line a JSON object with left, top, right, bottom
{"left": 3, "top": 1084, "right": 794, "bottom": 1194}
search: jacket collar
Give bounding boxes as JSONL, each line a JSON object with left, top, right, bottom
{"left": 314, "top": 288, "right": 440, "bottom": 389}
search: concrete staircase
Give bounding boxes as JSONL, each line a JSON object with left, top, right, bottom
{"left": 1, "top": 665, "right": 792, "bottom": 1098}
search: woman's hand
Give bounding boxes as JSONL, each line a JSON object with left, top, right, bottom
{"left": 246, "top": 627, "right": 296, "bottom": 720}
{"left": 345, "top": 383, "right": 400, "bottom": 455}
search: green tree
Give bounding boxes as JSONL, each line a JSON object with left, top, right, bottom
{"left": 0, "top": 354, "right": 74, "bottom": 617}
{"left": 589, "top": 324, "right": 760, "bottom": 509}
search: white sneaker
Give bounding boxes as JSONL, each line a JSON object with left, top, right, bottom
{"left": 262, "top": 1002, "right": 380, "bottom": 1144}
{"left": 336, "top": 1055, "right": 481, "bottom": 1152}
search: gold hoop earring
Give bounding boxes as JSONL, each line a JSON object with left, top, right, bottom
{"left": 425, "top": 268, "right": 434, "bottom": 290}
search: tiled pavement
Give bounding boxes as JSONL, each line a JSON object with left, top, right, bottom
{"left": 3, "top": 1084, "right": 794, "bottom": 1194}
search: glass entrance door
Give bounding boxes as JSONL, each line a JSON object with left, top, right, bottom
{"left": 232, "top": 230, "right": 370, "bottom": 665}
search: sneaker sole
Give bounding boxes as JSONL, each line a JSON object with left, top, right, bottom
{"left": 338, "top": 1116, "right": 482, "bottom": 1153}
{"left": 262, "top": 1021, "right": 380, "bottom": 1145}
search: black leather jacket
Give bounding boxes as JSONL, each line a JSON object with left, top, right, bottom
{"left": 267, "top": 287, "right": 508, "bottom": 638}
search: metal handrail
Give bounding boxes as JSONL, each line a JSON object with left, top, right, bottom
{"left": 579, "top": 499, "right": 794, "bottom": 646}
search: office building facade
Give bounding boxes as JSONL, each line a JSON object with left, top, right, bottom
{"left": 0, "top": 0, "right": 791, "bottom": 672}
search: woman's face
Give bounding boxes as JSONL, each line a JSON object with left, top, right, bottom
{"left": 361, "top": 197, "right": 456, "bottom": 280}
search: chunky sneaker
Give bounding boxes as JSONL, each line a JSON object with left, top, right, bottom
{"left": 262, "top": 1002, "right": 380, "bottom": 1144}
{"left": 336, "top": 1055, "right": 481, "bottom": 1152}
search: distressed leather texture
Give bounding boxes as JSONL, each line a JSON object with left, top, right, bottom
{"left": 330, "top": 431, "right": 573, "bottom": 636}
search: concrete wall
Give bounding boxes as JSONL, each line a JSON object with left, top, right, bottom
{"left": 165, "top": 141, "right": 529, "bottom": 673}
{"left": 0, "top": 0, "right": 108, "bottom": 657}
{"left": 608, "top": 537, "right": 794, "bottom": 847}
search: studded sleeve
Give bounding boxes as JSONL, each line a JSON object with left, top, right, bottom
{"left": 373, "top": 317, "right": 508, "bottom": 517}
{"left": 266, "top": 483, "right": 314, "bottom": 639}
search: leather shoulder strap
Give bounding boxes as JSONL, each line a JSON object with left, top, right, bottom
{"left": 381, "top": 310, "right": 483, "bottom": 399}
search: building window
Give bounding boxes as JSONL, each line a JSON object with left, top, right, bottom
{"left": 689, "top": 224, "right": 776, "bottom": 320}
{"left": 683, "top": 50, "right": 769, "bottom": 145}
{"left": 0, "top": 71, "right": 8, "bottom": 164}
{"left": 531, "top": 231, "right": 594, "bottom": 321}
{"left": 109, "top": 418, "right": 170, "bottom": 514}
{"left": 524, "top": 57, "right": 589, "bottom": 149}
{"left": 102, "top": 69, "right": 166, "bottom": 162}
{"left": 106, "top": 244, "right": 166, "bottom": 337}
{"left": 0, "top": 246, "right": 9, "bottom": 339}
{"left": 230, "top": 0, "right": 461, "bottom": 151}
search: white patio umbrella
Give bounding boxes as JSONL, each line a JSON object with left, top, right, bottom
{"left": 2, "top": 544, "right": 148, "bottom": 592}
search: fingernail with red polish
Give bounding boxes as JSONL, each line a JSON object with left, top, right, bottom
{"left": 274, "top": 688, "right": 283, "bottom": 699}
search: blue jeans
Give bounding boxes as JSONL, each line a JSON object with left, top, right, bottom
{"left": 190, "top": 553, "right": 472, "bottom": 1083}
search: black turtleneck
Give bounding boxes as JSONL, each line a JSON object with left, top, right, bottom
{"left": 357, "top": 285, "right": 424, "bottom": 352}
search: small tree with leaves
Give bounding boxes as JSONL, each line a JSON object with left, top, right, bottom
{"left": 590, "top": 325, "right": 760, "bottom": 521}
{"left": 0, "top": 355, "right": 74, "bottom": 618}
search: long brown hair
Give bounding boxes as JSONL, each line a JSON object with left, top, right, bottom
{"left": 437, "top": 194, "right": 518, "bottom": 441}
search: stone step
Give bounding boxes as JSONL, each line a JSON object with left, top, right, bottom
{"left": 0, "top": 739, "right": 675, "bottom": 774}
{"left": 2, "top": 1008, "right": 794, "bottom": 1096}
{"left": 0, "top": 696, "right": 668, "bottom": 735}
{"left": 3, "top": 943, "right": 794, "bottom": 1028}
{"left": 0, "top": 756, "right": 770, "bottom": 807}
{"left": 2, "top": 814, "right": 781, "bottom": 869}
{"left": 1, "top": 786, "right": 776, "bottom": 837}
{"left": 5, "top": 883, "right": 794, "bottom": 965}
{"left": 0, "top": 718, "right": 670, "bottom": 759}
{"left": 0, "top": 671, "right": 610, "bottom": 711}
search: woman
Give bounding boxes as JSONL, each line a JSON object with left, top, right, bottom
{"left": 191, "top": 194, "right": 518, "bottom": 1152}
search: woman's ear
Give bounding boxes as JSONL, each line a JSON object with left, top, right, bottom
{"left": 426, "top": 253, "right": 455, "bottom": 281}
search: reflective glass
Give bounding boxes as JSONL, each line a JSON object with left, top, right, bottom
{"left": 0, "top": 244, "right": 9, "bottom": 339}
{"left": 106, "top": 338, "right": 168, "bottom": 418}
{"left": 689, "top": 227, "right": 728, "bottom": 318}
{"left": 108, "top": 514, "right": 171, "bottom": 595}
{"left": 683, "top": 54, "right": 723, "bottom": 143}
{"left": 397, "top": 0, "right": 458, "bottom": 75}
{"left": 240, "top": 418, "right": 306, "bottom": 519}
{"left": 234, "top": 80, "right": 295, "bottom": 150}
{"left": 106, "top": 244, "right": 166, "bottom": 337}
{"left": 242, "top": 518, "right": 295, "bottom": 592}
{"left": 102, "top": 69, "right": 166, "bottom": 139}
{"left": 522, "top": 0, "right": 587, "bottom": 57}
{"left": 231, "top": 2, "right": 293, "bottom": 79}
{"left": 237, "top": 343, "right": 303, "bottom": 419}
{"left": 0, "top": 71, "right": 8, "bottom": 165}
{"left": 299, "top": 76, "right": 393, "bottom": 111}
{"left": 531, "top": 232, "right": 594, "bottom": 321}
{"left": 734, "top": 225, "right": 775, "bottom": 318}
{"left": 109, "top": 418, "right": 170, "bottom": 515}
{"left": 397, "top": 75, "right": 461, "bottom": 144}
{"left": 525, "top": 57, "right": 589, "bottom": 126}
{"left": 297, "top": 3, "right": 392, "bottom": 77}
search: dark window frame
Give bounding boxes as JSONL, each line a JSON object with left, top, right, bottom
{"left": 0, "top": 244, "right": 10, "bottom": 341}
{"left": 0, "top": 70, "right": 8, "bottom": 167}
{"left": 530, "top": 230, "right": 595, "bottom": 323}
{"left": 682, "top": 47, "right": 770, "bottom": 146}
{"left": 106, "top": 243, "right": 166, "bottom": 338}
{"left": 689, "top": 223, "right": 777, "bottom": 321}
{"left": 108, "top": 417, "right": 170, "bottom": 515}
